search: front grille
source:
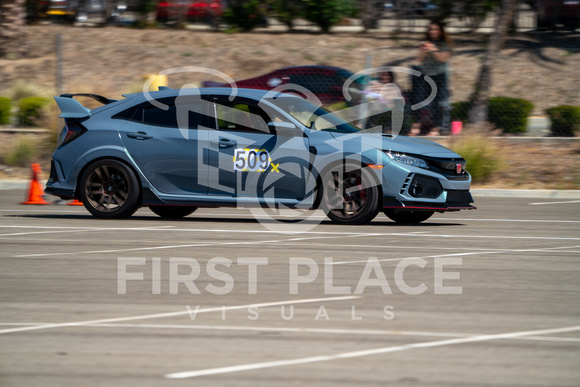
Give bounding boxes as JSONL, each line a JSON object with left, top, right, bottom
{"left": 424, "top": 156, "right": 468, "bottom": 180}
{"left": 446, "top": 190, "right": 473, "bottom": 205}
{"left": 409, "top": 174, "right": 443, "bottom": 199}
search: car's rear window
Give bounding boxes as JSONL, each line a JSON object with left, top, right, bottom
{"left": 113, "top": 97, "right": 213, "bottom": 129}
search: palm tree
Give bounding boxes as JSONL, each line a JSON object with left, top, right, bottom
{"left": 0, "top": 0, "right": 27, "bottom": 59}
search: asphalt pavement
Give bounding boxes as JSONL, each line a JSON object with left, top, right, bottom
{"left": 0, "top": 189, "right": 579, "bottom": 386}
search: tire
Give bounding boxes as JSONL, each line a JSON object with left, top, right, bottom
{"left": 79, "top": 159, "right": 140, "bottom": 219}
{"left": 321, "top": 164, "right": 380, "bottom": 225}
{"left": 384, "top": 210, "right": 434, "bottom": 224}
{"left": 149, "top": 205, "right": 197, "bottom": 219}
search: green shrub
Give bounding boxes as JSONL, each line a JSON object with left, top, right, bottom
{"left": 17, "top": 97, "right": 49, "bottom": 127}
{"left": 136, "top": 0, "right": 156, "bottom": 28}
{"left": 5, "top": 137, "right": 37, "bottom": 167}
{"left": 303, "top": 0, "right": 355, "bottom": 33}
{"left": 451, "top": 101, "right": 470, "bottom": 122}
{"left": 545, "top": 105, "right": 580, "bottom": 137}
{"left": 488, "top": 97, "right": 534, "bottom": 134}
{"left": 0, "top": 97, "right": 11, "bottom": 125}
{"left": 451, "top": 134, "right": 503, "bottom": 184}
{"left": 450, "top": 97, "right": 534, "bottom": 134}
{"left": 271, "top": 0, "right": 305, "bottom": 30}
{"left": 223, "top": 0, "right": 266, "bottom": 32}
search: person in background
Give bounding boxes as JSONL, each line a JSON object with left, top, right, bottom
{"left": 363, "top": 69, "right": 406, "bottom": 135}
{"left": 411, "top": 20, "right": 453, "bottom": 136}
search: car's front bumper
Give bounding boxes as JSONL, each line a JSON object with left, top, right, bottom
{"left": 378, "top": 162, "right": 476, "bottom": 212}
{"left": 382, "top": 191, "right": 476, "bottom": 212}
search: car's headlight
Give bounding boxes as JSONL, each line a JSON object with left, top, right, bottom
{"left": 384, "top": 151, "right": 428, "bottom": 169}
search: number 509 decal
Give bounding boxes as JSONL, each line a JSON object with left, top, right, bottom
{"left": 234, "top": 148, "right": 271, "bottom": 172}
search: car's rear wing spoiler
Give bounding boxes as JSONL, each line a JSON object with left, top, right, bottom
{"left": 54, "top": 93, "right": 118, "bottom": 119}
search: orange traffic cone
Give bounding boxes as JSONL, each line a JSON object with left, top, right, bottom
{"left": 68, "top": 199, "right": 83, "bottom": 206}
{"left": 21, "top": 163, "right": 50, "bottom": 205}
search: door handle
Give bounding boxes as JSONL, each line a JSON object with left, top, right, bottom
{"left": 211, "top": 138, "right": 236, "bottom": 148}
{"left": 127, "top": 131, "right": 153, "bottom": 140}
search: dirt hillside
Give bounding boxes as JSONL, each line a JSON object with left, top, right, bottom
{"left": 1, "top": 24, "right": 579, "bottom": 113}
{"left": 0, "top": 25, "right": 579, "bottom": 189}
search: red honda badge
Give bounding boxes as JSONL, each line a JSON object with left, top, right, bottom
{"left": 456, "top": 163, "right": 462, "bottom": 174}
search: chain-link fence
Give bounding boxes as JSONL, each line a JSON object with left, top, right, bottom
{"left": 376, "top": 2, "right": 538, "bottom": 33}
{"left": 216, "top": 60, "right": 577, "bottom": 138}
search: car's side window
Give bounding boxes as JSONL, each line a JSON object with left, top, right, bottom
{"left": 213, "top": 99, "right": 272, "bottom": 134}
{"left": 142, "top": 104, "right": 179, "bottom": 127}
{"left": 115, "top": 97, "right": 212, "bottom": 130}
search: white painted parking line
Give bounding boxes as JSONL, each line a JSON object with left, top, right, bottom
{"left": 4, "top": 207, "right": 580, "bottom": 223}
{"left": 3, "top": 322, "right": 579, "bottom": 344}
{"left": 432, "top": 217, "right": 580, "bottom": 223}
{"left": 528, "top": 200, "right": 580, "bottom": 206}
{"left": 294, "top": 243, "right": 568, "bottom": 252}
{"left": 370, "top": 233, "right": 580, "bottom": 241}
{"left": 3, "top": 225, "right": 580, "bottom": 242}
{"left": 9, "top": 227, "right": 580, "bottom": 258}
{"left": 0, "top": 295, "right": 358, "bottom": 335}
{"left": 13, "top": 234, "right": 363, "bottom": 258}
{"left": 330, "top": 245, "right": 580, "bottom": 265}
{"left": 0, "top": 229, "right": 92, "bottom": 237}
{"left": 164, "top": 325, "right": 580, "bottom": 379}
{"left": 0, "top": 225, "right": 175, "bottom": 238}
{"left": 0, "top": 225, "right": 367, "bottom": 235}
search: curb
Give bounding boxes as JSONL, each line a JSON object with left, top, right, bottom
{"left": 1, "top": 181, "right": 579, "bottom": 199}
{"left": 470, "top": 189, "right": 580, "bottom": 199}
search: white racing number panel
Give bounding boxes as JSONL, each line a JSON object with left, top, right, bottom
{"left": 234, "top": 148, "right": 272, "bottom": 172}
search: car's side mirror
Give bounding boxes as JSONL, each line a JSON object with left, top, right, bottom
{"left": 267, "top": 121, "right": 299, "bottom": 136}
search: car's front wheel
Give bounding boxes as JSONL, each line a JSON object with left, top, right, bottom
{"left": 321, "top": 164, "right": 380, "bottom": 225}
{"left": 384, "top": 210, "right": 434, "bottom": 224}
{"left": 149, "top": 206, "right": 197, "bottom": 219}
{"left": 79, "top": 159, "right": 140, "bottom": 219}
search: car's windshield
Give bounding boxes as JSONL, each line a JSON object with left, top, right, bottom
{"left": 266, "top": 96, "right": 360, "bottom": 133}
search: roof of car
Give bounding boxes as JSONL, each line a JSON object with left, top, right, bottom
{"left": 123, "top": 87, "right": 293, "bottom": 101}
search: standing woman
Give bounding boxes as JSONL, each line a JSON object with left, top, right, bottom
{"left": 414, "top": 20, "right": 453, "bottom": 136}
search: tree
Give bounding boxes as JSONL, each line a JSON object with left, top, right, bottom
{"left": 223, "top": 0, "right": 265, "bottom": 32}
{"left": 0, "top": 0, "right": 27, "bottom": 59}
{"left": 434, "top": 0, "right": 500, "bottom": 32}
{"left": 136, "top": 0, "right": 155, "bottom": 28}
{"left": 271, "top": 0, "right": 304, "bottom": 31}
{"left": 467, "top": 0, "right": 518, "bottom": 125}
{"left": 303, "top": 0, "right": 354, "bottom": 33}
{"left": 357, "top": 0, "right": 382, "bottom": 32}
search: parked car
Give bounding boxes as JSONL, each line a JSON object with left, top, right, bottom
{"left": 536, "top": 0, "right": 580, "bottom": 31}
{"left": 202, "top": 66, "right": 365, "bottom": 107}
{"left": 46, "top": 88, "right": 475, "bottom": 224}
{"left": 156, "top": 0, "right": 222, "bottom": 24}
{"left": 28, "top": 0, "right": 130, "bottom": 25}
{"left": 45, "top": 0, "right": 78, "bottom": 23}
{"left": 384, "top": 1, "right": 439, "bottom": 17}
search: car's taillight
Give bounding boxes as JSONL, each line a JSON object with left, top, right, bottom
{"left": 58, "top": 119, "right": 87, "bottom": 147}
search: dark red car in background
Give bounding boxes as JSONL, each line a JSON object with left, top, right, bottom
{"left": 536, "top": 0, "right": 580, "bottom": 30}
{"left": 156, "top": 0, "right": 222, "bottom": 24}
{"left": 202, "top": 66, "right": 364, "bottom": 107}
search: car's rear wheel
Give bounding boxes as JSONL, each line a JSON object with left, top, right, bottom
{"left": 79, "top": 159, "right": 140, "bottom": 219}
{"left": 321, "top": 164, "right": 379, "bottom": 225}
{"left": 149, "top": 205, "right": 197, "bottom": 219}
{"left": 384, "top": 210, "right": 434, "bottom": 224}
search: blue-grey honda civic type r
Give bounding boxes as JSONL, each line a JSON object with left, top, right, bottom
{"left": 45, "top": 87, "right": 475, "bottom": 224}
